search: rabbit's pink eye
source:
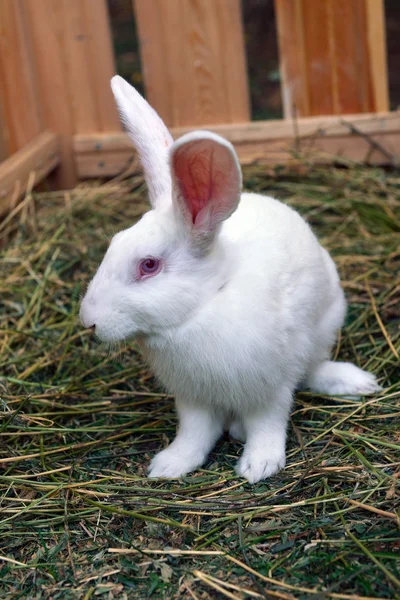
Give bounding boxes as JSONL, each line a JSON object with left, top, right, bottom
{"left": 138, "top": 257, "right": 161, "bottom": 278}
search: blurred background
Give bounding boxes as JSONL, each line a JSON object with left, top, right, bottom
{"left": 108, "top": 0, "right": 283, "bottom": 120}
{"left": 107, "top": 0, "right": 400, "bottom": 120}
{"left": 0, "top": 0, "right": 399, "bottom": 195}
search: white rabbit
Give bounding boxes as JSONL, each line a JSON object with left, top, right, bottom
{"left": 80, "top": 76, "right": 381, "bottom": 483}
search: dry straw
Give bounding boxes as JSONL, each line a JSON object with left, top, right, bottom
{"left": 0, "top": 163, "right": 399, "bottom": 598}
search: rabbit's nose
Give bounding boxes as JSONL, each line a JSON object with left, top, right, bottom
{"left": 80, "top": 302, "right": 96, "bottom": 330}
{"left": 83, "top": 322, "right": 96, "bottom": 333}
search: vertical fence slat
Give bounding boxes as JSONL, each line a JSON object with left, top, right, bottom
{"left": 331, "top": 0, "right": 367, "bottom": 114}
{"left": 302, "top": 0, "right": 334, "bottom": 116}
{"left": 134, "top": 0, "right": 250, "bottom": 127}
{"left": 133, "top": 0, "right": 174, "bottom": 126}
{"left": 24, "top": 0, "right": 77, "bottom": 187}
{"left": 61, "top": 0, "right": 99, "bottom": 134}
{"left": 274, "top": 0, "right": 309, "bottom": 118}
{"left": 275, "top": 0, "right": 389, "bottom": 117}
{"left": 366, "top": 0, "right": 389, "bottom": 112}
{"left": 81, "top": 0, "right": 121, "bottom": 132}
{"left": 0, "top": 100, "right": 9, "bottom": 162}
{"left": 24, "top": 0, "right": 120, "bottom": 186}
{"left": 0, "top": 0, "right": 43, "bottom": 153}
{"left": 214, "top": 1, "right": 250, "bottom": 122}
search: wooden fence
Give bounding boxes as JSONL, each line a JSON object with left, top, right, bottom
{"left": 0, "top": 0, "right": 398, "bottom": 216}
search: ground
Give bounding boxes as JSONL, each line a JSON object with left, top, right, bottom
{"left": 0, "top": 163, "right": 399, "bottom": 599}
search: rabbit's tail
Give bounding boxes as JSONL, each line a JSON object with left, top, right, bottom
{"left": 305, "top": 361, "right": 381, "bottom": 396}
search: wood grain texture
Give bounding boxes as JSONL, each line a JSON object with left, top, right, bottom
{"left": 0, "top": 0, "right": 43, "bottom": 153}
{"left": 58, "top": 0, "right": 120, "bottom": 133}
{"left": 0, "top": 97, "right": 9, "bottom": 162}
{"left": 0, "top": 131, "right": 59, "bottom": 215}
{"left": 302, "top": 0, "right": 334, "bottom": 116}
{"left": 275, "top": 0, "right": 309, "bottom": 118}
{"left": 133, "top": 0, "right": 250, "bottom": 127}
{"left": 274, "top": 0, "right": 389, "bottom": 117}
{"left": 22, "top": 0, "right": 119, "bottom": 187}
{"left": 133, "top": 0, "right": 173, "bottom": 126}
{"left": 76, "top": 151, "right": 137, "bottom": 178}
{"left": 330, "top": 0, "right": 366, "bottom": 114}
{"left": 74, "top": 111, "right": 400, "bottom": 177}
{"left": 365, "top": 0, "right": 389, "bottom": 112}
{"left": 24, "top": 0, "right": 77, "bottom": 187}
{"left": 61, "top": 0, "right": 98, "bottom": 134}
{"left": 81, "top": 0, "right": 121, "bottom": 131}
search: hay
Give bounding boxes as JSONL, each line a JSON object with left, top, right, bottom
{"left": 0, "top": 164, "right": 399, "bottom": 599}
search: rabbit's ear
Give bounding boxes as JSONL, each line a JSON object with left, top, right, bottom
{"left": 170, "top": 131, "right": 242, "bottom": 240}
{"left": 111, "top": 76, "right": 173, "bottom": 209}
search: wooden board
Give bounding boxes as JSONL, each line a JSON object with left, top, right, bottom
{"left": 74, "top": 111, "right": 400, "bottom": 178}
{"left": 0, "top": 132, "right": 60, "bottom": 215}
{"left": 0, "top": 0, "right": 43, "bottom": 153}
{"left": 366, "top": 0, "right": 389, "bottom": 112}
{"left": 50, "top": 0, "right": 120, "bottom": 134}
{"left": 76, "top": 151, "right": 137, "bottom": 179}
{"left": 24, "top": 0, "right": 77, "bottom": 188}
{"left": 133, "top": 0, "right": 250, "bottom": 127}
{"left": 23, "top": 0, "right": 119, "bottom": 188}
{"left": 0, "top": 98, "right": 9, "bottom": 163}
{"left": 81, "top": 0, "right": 121, "bottom": 132}
{"left": 274, "top": 0, "right": 389, "bottom": 118}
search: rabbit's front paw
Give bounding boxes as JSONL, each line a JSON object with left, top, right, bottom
{"left": 148, "top": 447, "right": 204, "bottom": 479}
{"left": 236, "top": 446, "right": 285, "bottom": 483}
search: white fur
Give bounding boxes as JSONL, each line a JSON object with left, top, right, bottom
{"left": 111, "top": 76, "right": 173, "bottom": 208}
{"left": 80, "top": 77, "right": 382, "bottom": 483}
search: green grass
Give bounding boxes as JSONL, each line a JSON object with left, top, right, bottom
{"left": 0, "top": 164, "right": 399, "bottom": 599}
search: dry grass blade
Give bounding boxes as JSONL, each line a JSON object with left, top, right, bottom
{"left": 194, "top": 570, "right": 244, "bottom": 599}
{"left": 344, "top": 498, "right": 399, "bottom": 522}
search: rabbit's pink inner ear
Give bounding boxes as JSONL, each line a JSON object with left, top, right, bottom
{"left": 172, "top": 138, "right": 240, "bottom": 231}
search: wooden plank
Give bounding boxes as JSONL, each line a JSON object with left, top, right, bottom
{"left": 274, "top": 0, "right": 309, "bottom": 118}
{"left": 0, "top": 97, "right": 9, "bottom": 163}
{"left": 352, "top": 0, "right": 374, "bottom": 113}
{"left": 24, "top": 0, "right": 77, "bottom": 188}
{"left": 75, "top": 112, "right": 400, "bottom": 149}
{"left": 302, "top": 0, "right": 334, "bottom": 116}
{"left": 365, "top": 0, "right": 389, "bottom": 112}
{"left": 23, "top": 0, "right": 119, "bottom": 187}
{"left": 215, "top": 0, "right": 250, "bottom": 122}
{"left": 0, "top": 132, "right": 59, "bottom": 215}
{"left": 75, "top": 130, "right": 400, "bottom": 178}
{"left": 58, "top": 0, "right": 120, "bottom": 133}
{"left": 330, "top": 0, "right": 366, "bottom": 114}
{"left": 81, "top": 0, "right": 121, "bottom": 132}
{"left": 61, "top": 0, "right": 98, "bottom": 134}
{"left": 133, "top": 0, "right": 173, "bottom": 126}
{"left": 133, "top": 0, "right": 250, "bottom": 127}
{"left": 74, "top": 111, "right": 400, "bottom": 177}
{"left": 76, "top": 151, "right": 136, "bottom": 178}
{"left": 274, "top": 0, "right": 389, "bottom": 117}
{"left": 0, "top": 0, "right": 43, "bottom": 153}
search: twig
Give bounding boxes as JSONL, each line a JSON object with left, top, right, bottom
{"left": 344, "top": 497, "right": 399, "bottom": 523}
{"left": 340, "top": 119, "right": 399, "bottom": 166}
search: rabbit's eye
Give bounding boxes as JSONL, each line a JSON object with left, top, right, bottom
{"left": 138, "top": 257, "right": 162, "bottom": 278}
